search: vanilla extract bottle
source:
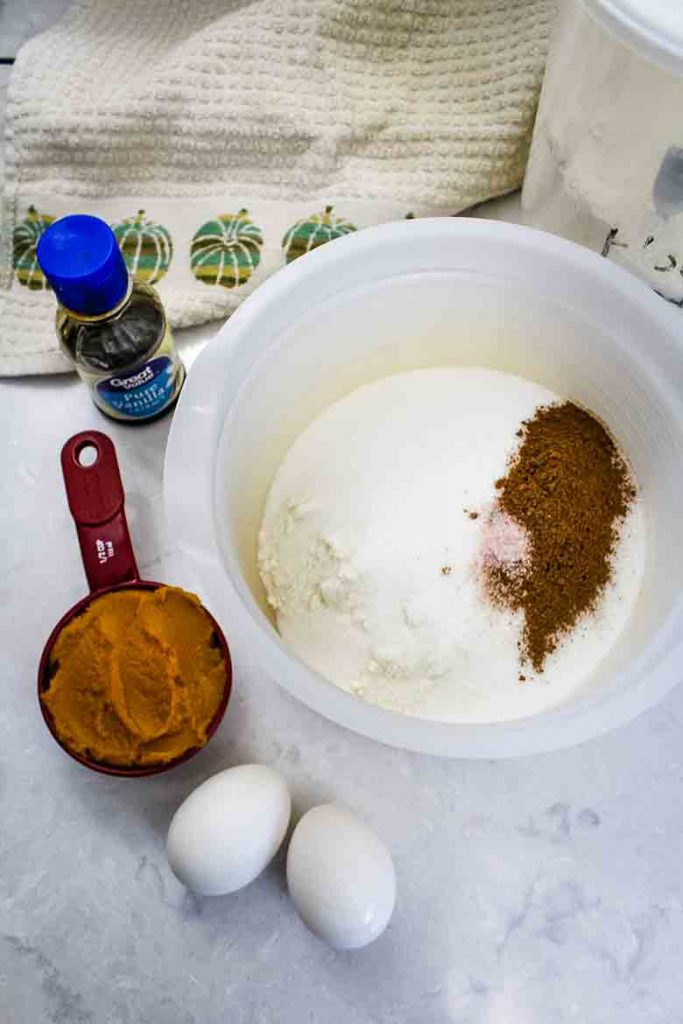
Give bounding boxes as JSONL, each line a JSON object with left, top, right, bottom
{"left": 37, "top": 214, "right": 184, "bottom": 422}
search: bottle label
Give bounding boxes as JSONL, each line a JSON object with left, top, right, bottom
{"left": 96, "top": 356, "right": 176, "bottom": 418}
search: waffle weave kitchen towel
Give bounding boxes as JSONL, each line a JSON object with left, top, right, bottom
{"left": 0, "top": 0, "right": 550, "bottom": 375}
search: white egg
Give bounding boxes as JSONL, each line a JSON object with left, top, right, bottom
{"left": 166, "top": 764, "right": 291, "bottom": 895}
{"left": 286, "top": 803, "right": 396, "bottom": 949}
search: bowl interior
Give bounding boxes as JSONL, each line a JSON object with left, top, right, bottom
{"left": 214, "top": 263, "right": 682, "bottom": 719}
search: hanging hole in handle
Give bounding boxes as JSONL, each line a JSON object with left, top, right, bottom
{"left": 76, "top": 442, "right": 99, "bottom": 468}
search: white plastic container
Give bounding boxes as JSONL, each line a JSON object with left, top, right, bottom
{"left": 164, "top": 218, "right": 683, "bottom": 758}
{"left": 522, "top": 0, "right": 683, "bottom": 307}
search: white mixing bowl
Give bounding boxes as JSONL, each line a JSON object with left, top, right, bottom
{"left": 165, "top": 218, "right": 683, "bottom": 758}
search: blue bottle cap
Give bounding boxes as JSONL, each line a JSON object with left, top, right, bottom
{"left": 36, "top": 214, "right": 129, "bottom": 316}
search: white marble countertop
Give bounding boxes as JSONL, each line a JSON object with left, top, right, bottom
{"left": 2, "top": 306, "right": 683, "bottom": 1024}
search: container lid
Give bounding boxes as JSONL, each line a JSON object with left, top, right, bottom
{"left": 582, "top": 0, "right": 683, "bottom": 74}
{"left": 36, "top": 214, "right": 129, "bottom": 316}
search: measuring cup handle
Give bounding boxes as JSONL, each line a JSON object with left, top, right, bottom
{"left": 61, "top": 431, "right": 140, "bottom": 593}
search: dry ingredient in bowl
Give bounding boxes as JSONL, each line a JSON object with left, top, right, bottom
{"left": 483, "top": 402, "right": 636, "bottom": 672}
{"left": 40, "top": 586, "right": 227, "bottom": 767}
{"left": 258, "top": 368, "right": 646, "bottom": 724}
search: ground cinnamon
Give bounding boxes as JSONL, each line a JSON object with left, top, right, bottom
{"left": 484, "top": 402, "right": 636, "bottom": 671}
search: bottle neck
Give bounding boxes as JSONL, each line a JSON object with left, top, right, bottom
{"left": 60, "top": 275, "right": 134, "bottom": 324}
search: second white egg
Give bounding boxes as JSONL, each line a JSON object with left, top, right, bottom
{"left": 167, "top": 764, "right": 291, "bottom": 895}
{"left": 286, "top": 803, "right": 396, "bottom": 949}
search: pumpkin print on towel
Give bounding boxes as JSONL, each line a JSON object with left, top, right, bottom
{"left": 191, "top": 209, "right": 263, "bottom": 288}
{"left": 113, "top": 210, "right": 173, "bottom": 285}
{"left": 282, "top": 206, "right": 356, "bottom": 263}
{"left": 13, "top": 205, "right": 55, "bottom": 290}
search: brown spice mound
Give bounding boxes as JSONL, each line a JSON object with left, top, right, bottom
{"left": 485, "top": 402, "right": 636, "bottom": 672}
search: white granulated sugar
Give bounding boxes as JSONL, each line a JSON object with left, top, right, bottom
{"left": 258, "top": 368, "right": 645, "bottom": 723}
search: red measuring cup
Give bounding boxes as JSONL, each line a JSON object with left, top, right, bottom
{"left": 38, "top": 431, "right": 232, "bottom": 777}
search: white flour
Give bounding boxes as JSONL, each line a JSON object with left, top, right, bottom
{"left": 258, "top": 368, "right": 645, "bottom": 724}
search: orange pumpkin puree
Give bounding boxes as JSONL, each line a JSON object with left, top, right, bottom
{"left": 41, "top": 586, "right": 226, "bottom": 767}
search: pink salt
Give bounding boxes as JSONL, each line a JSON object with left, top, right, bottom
{"left": 480, "top": 509, "right": 529, "bottom": 567}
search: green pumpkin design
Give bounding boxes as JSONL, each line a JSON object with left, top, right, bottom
{"left": 282, "top": 206, "right": 356, "bottom": 264}
{"left": 113, "top": 210, "right": 173, "bottom": 284}
{"left": 12, "top": 205, "right": 55, "bottom": 290}
{"left": 190, "top": 209, "right": 263, "bottom": 288}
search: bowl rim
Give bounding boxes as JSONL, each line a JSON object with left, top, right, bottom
{"left": 164, "top": 217, "right": 683, "bottom": 758}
